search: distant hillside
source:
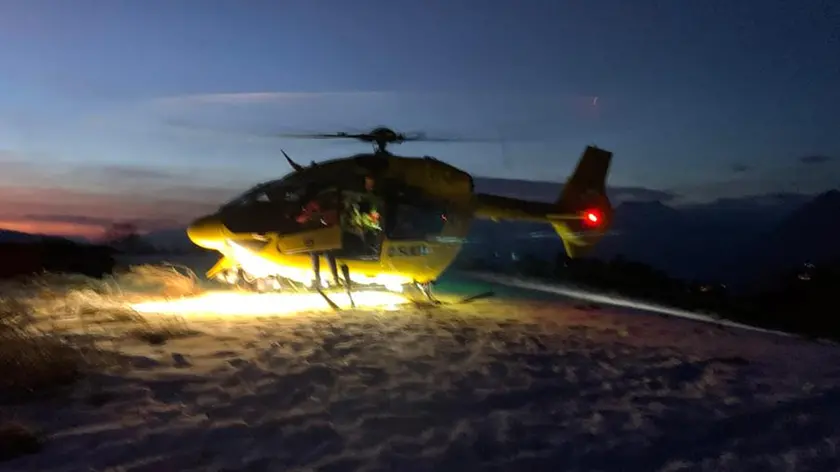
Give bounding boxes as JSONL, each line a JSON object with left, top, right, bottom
{"left": 0, "top": 229, "right": 86, "bottom": 244}
{"left": 0, "top": 235, "right": 115, "bottom": 279}
{"left": 588, "top": 194, "right": 812, "bottom": 283}
{"left": 138, "top": 227, "right": 194, "bottom": 252}
{"left": 729, "top": 190, "right": 840, "bottom": 287}
{"left": 458, "top": 189, "right": 830, "bottom": 285}
{"left": 0, "top": 229, "right": 45, "bottom": 243}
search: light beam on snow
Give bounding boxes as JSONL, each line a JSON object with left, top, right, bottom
{"left": 467, "top": 272, "right": 795, "bottom": 338}
{"left": 131, "top": 290, "right": 408, "bottom": 317}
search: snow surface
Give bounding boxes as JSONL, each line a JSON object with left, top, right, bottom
{"left": 5, "top": 278, "right": 840, "bottom": 472}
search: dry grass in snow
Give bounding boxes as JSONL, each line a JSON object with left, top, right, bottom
{"left": 1, "top": 265, "right": 840, "bottom": 471}
{"left": 0, "top": 265, "right": 203, "bottom": 463}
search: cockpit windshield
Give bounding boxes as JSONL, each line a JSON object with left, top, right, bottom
{"left": 220, "top": 178, "right": 302, "bottom": 209}
{"left": 220, "top": 182, "right": 272, "bottom": 209}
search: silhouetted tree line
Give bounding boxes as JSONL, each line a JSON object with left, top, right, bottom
{"left": 102, "top": 223, "right": 211, "bottom": 256}
{"left": 103, "top": 223, "right": 159, "bottom": 255}
{"left": 0, "top": 239, "right": 115, "bottom": 280}
{"left": 735, "top": 260, "right": 840, "bottom": 339}
{"left": 0, "top": 223, "right": 216, "bottom": 281}
{"left": 548, "top": 253, "right": 732, "bottom": 314}
{"left": 465, "top": 248, "right": 840, "bottom": 341}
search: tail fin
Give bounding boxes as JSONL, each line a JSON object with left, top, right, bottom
{"left": 550, "top": 146, "right": 614, "bottom": 258}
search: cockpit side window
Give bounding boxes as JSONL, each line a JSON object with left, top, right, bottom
{"left": 383, "top": 185, "right": 449, "bottom": 241}
{"left": 220, "top": 180, "right": 309, "bottom": 210}
{"left": 264, "top": 183, "right": 294, "bottom": 203}
{"left": 220, "top": 182, "right": 268, "bottom": 209}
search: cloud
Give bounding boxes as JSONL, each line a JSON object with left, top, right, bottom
{"left": 143, "top": 90, "right": 411, "bottom": 141}
{"left": 668, "top": 153, "right": 840, "bottom": 203}
{"left": 609, "top": 187, "right": 679, "bottom": 203}
{"left": 798, "top": 155, "right": 836, "bottom": 165}
{"left": 0, "top": 185, "right": 234, "bottom": 238}
{"left": 143, "top": 89, "right": 607, "bottom": 149}
{"left": 92, "top": 165, "right": 183, "bottom": 181}
{"left": 1, "top": 153, "right": 255, "bottom": 202}
{"left": 1, "top": 152, "right": 178, "bottom": 182}
{"left": 22, "top": 213, "right": 180, "bottom": 230}
{"left": 151, "top": 91, "right": 395, "bottom": 107}
{"left": 671, "top": 172, "right": 839, "bottom": 204}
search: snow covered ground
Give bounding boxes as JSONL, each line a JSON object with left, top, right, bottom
{"left": 3, "top": 268, "right": 840, "bottom": 471}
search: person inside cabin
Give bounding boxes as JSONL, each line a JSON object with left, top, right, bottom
{"left": 295, "top": 198, "right": 321, "bottom": 225}
{"left": 342, "top": 175, "right": 381, "bottom": 233}
{"left": 296, "top": 186, "right": 341, "bottom": 227}
{"left": 338, "top": 175, "right": 384, "bottom": 259}
{"left": 295, "top": 184, "right": 320, "bottom": 225}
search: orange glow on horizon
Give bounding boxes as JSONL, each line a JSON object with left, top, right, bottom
{"left": 0, "top": 186, "right": 217, "bottom": 236}
{"left": 0, "top": 219, "right": 104, "bottom": 240}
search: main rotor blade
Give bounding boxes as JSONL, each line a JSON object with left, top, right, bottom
{"left": 402, "top": 132, "right": 498, "bottom": 143}
{"left": 164, "top": 121, "right": 503, "bottom": 144}
{"left": 274, "top": 132, "right": 356, "bottom": 139}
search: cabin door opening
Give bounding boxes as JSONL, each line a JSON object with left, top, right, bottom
{"left": 277, "top": 187, "right": 344, "bottom": 254}
{"left": 336, "top": 190, "right": 385, "bottom": 261}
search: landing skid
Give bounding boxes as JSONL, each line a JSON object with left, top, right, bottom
{"left": 416, "top": 281, "right": 440, "bottom": 304}
{"left": 409, "top": 280, "right": 496, "bottom": 308}
{"left": 316, "top": 287, "right": 341, "bottom": 311}
{"left": 312, "top": 251, "right": 357, "bottom": 311}
{"left": 216, "top": 263, "right": 495, "bottom": 312}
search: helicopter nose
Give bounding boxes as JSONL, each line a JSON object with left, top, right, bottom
{"left": 186, "top": 215, "right": 228, "bottom": 249}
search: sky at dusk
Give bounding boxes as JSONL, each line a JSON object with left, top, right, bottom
{"left": 1, "top": 0, "right": 838, "bottom": 239}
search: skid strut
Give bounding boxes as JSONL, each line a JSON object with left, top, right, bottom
{"left": 327, "top": 253, "right": 341, "bottom": 287}
{"left": 412, "top": 279, "right": 496, "bottom": 306}
{"left": 416, "top": 281, "right": 440, "bottom": 304}
{"left": 311, "top": 252, "right": 339, "bottom": 311}
{"left": 310, "top": 251, "right": 357, "bottom": 311}
{"left": 341, "top": 263, "right": 355, "bottom": 308}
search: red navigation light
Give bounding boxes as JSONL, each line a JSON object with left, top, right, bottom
{"left": 582, "top": 209, "right": 601, "bottom": 226}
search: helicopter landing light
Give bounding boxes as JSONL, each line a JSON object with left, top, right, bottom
{"left": 132, "top": 290, "right": 409, "bottom": 317}
{"left": 225, "top": 240, "right": 412, "bottom": 289}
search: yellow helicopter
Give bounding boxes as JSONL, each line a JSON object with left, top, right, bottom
{"left": 186, "top": 126, "right": 614, "bottom": 307}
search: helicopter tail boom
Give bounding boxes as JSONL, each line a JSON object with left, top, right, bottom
{"left": 549, "top": 145, "right": 613, "bottom": 258}
{"left": 474, "top": 145, "right": 613, "bottom": 258}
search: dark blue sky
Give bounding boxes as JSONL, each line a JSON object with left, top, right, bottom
{"left": 0, "top": 0, "right": 838, "bottom": 236}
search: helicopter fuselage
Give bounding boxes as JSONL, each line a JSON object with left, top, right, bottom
{"left": 188, "top": 153, "right": 479, "bottom": 291}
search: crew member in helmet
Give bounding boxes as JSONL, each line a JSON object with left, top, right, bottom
{"left": 295, "top": 186, "right": 340, "bottom": 227}
{"left": 339, "top": 175, "right": 383, "bottom": 259}
{"left": 344, "top": 175, "right": 382, "bottom": 234}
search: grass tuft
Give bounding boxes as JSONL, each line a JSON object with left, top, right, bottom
{"left": 0, "top": 421, "right": 43, "bottom": 461}
{"left": 0, "top": 263, "right": 202, "bottom": 402}
{"left": 0, "top": 263, "right": 206, "bottom": 462}
{"left": 128, "top": 316, "right": 202, "bottom": 346}
{"left": 116, "top": 263, "right": 201, "bottom": 299}
{"left": 0, "top": 297, "right": 93, "bottom": 404}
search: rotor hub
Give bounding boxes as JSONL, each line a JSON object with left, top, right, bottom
{"left": 363, "top": 127, "right": 402, "bottom": 153}
{"left": 276, "top": 126, "right": 467, "bottom": 155}
{"left": 369, "top": 127, "right": 399, "bottom": 142}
